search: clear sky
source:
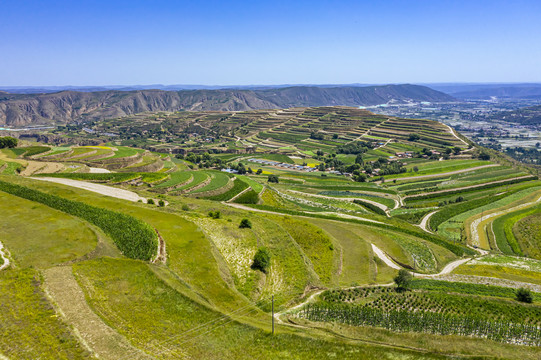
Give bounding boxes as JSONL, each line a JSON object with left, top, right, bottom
{"left": 1, "top": 0, "right": 541, "bottom": 86}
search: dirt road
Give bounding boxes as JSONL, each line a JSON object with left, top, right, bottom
{"left": 442, "top": 123, "right": 469, "bottom": 147}
{"left": 44, "top": 266, "right": 151, "bottom": 360}
{"left": 370, "top": 244, "right": 471, "bottom": 276}
{"left": 469, "top": 193, "right": 541, "bottom": 248}
{"left": 32, "top": 177, "right": 146, "bottom": 202}
{"left": 287, "top": 190, "right": 389, "bottom": 212}
{"left": 418, "top": 210, "right": 438, "bottom": 233}
{"left": 0, "top": 241, "right": 10, "bottom": 271}
{"left": 371, "top": 244, "right": 401, "bottom": 270}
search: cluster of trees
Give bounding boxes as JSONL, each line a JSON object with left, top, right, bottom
{"left": 337, "top": 141, "right": 373, "bottom": 155}
{"left": 177, "top": 152, "right": 225, "bottom": 168}
{"left": 0, "top": 136, "right": 18, "bottom": 148}
{"left": 310, "top": 132, "right": 325, "bottom": 140}
{"left": 375, "top": 160, "right": 407, "bottom": 176}
{"left": 229, "top": 162, "right": 248, "bottom": 174}
{"left": 504, "top": 147, "right": 541, "bottom": 164}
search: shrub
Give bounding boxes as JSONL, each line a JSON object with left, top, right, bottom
{"left": 208, "top": 210, "right": 221, "bottom": 219}
{"left": 147, "top": 199, "right": 155, "bottom": 205}
{"left": 239, "top": 218, "right": 252, "bottom": 229}
{"left": 251, "top": 247, "right": 271, "bottom": 273}
{"left": 267, "top": 174, "right": 279, "bottom": 183}
{"left": 181, "top": 204, "right": 190, "bottom": 211}
{"left": 516, "top": 287, "right": 533, "bottom": 303}
{"left": 158, "top": 199, "right": 165, "bottom": 207}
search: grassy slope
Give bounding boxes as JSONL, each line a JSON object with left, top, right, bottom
{"left": 0, "top": 191, "right": 98, "bottom": 268}
{"left": 73, "top": 257, "right": 447, "bottom": 360}
{"left": 513, "top": 210, "right": 541, "bottom": 259}
{"left": 0, "top": 269, "right": 91, "bottom": 359}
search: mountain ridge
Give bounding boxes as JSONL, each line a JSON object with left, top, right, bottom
{"left": 0, "top": 84, "right": 454, "bottom": 126}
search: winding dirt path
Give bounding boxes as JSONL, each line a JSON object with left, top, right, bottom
{"left": 152, "top": 229, "right": 167, "bottom": 264}
{"left": 371, "top": 244, "right": 472, "bottom": 277}
{"left": 442, "top": 123, "right": 469, "bottom": 147}
{"left": 371, "top": 244, "right": 401, "bottom": 270}
{"left": 469, "top": 194, "right": 541, "bottom": 248}
{"left": 418, "top": 210, "right": 438, "bottom": 233}
{"left": 32, "top": 177, "right": 146, "bottom": 202}
{"left": 0, "top": 241, "right": 10, "bottom": 271}
{"left": 223, "top": 202, "right": 383, "bottom": 225}
{"left": 287, "top": 190, "right": 389, "bottom": 212}
{"left": 43, "top": 266, "right": 151, "bottom": 360}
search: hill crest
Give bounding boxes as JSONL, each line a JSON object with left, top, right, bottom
{"left": 0, "top": 84, "right": 454, "bottom": 126}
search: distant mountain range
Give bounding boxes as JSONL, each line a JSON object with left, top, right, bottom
{"left": 427, "top": 83, "right": 541, "bottom": 100}
{"left": 0, "top": 84, "right": 454, "bottom": 126}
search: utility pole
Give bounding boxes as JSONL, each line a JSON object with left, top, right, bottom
{"left": 271, "top": 295, "right": 275, "bottom": 335}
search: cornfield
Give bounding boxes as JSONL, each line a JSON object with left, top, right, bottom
{"left": 0, "top": 180, "right": 158, "bottom": 261}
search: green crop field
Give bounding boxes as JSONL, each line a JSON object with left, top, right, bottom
{"left": 154, "top": 171, "right": 192, "bottom": 189}
{"left": 190, "top": 171, "right": 231, "bottom": 194}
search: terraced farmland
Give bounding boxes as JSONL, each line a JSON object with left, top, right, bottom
{"left": 3, "top": 106, "right": 541, "bottom": 359}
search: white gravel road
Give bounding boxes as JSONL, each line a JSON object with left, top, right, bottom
{"left": 88, "top": 167, "right": 111, "bottom": 173}
{"left": 371, "top": 244, "right": 402, "bottom": 270}
{"left": 33, "top": 177, "right": 146, "bottom": 202}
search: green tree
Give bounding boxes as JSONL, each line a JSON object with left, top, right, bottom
{"left": 394, "top": 269, "right": 412, "bottom": 292}
{"left": 256, "top": 168, "right": 262, "bottom": 175}
{"left": 251, "top": 247, "right": 271, "bottom": 273}
{"left": 239, "top": 218, "right": 252, "bottom": 229}
{"left": 516, "top": 287, "right": 533, "bottom": 303}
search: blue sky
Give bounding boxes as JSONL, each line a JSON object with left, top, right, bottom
{"left": 1, "top": 0, "right": 540, "bottom": 85}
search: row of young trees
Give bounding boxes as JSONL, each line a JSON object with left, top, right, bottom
{"left": 301, "top": 302, "right": 541, "bottom": 345}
